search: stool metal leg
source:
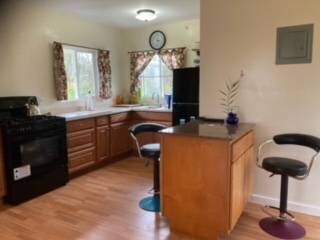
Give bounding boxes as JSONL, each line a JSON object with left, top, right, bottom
{"left": 139, "top": 157, "right": 161, "bottom": 212}
{"left": 280, "top": 175, "right": 289, "bottom": 218}
{"left": 153, "top": 157, "right": 160, "bottom": 194}
{"left": 259, "top": 174, "right": 306, "bottom": 239}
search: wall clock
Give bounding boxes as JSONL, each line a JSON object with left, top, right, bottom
{"left": 149, "top": 31, "right": 166, "bottom": 50}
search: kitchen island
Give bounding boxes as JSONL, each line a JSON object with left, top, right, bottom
{"left": 160, "top": 121, "right": 255, "bottom": 240}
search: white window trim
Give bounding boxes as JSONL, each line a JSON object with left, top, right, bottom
{"left": 139, "top": 54, "right": 173, "bottom": 102}
{"left": 63, "top": 45, "right": 100, "bottom": 101}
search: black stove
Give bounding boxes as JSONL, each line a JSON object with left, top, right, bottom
{"left": 0, "top": 97, "right": 69, "bottom": 204}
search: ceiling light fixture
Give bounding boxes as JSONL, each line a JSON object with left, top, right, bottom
{"left": 136, "top": 9, "right": 157, "bottom": 22}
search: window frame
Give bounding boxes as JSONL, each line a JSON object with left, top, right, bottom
{"left": 62, "top": 45, "right": 100, "bottom": 101}
{"left": 139, "top": 54, "right": 173, "bottom": 102}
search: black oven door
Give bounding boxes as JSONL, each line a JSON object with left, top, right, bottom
{"left": 4, "top": 128, "right": 69, "bottom": 204}
{"left": 6, "top": 129, "right": 68, "bottom": 178}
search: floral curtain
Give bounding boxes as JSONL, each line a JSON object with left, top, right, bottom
{"left": 53, "top": 42, "right": 68, "bottom": 100}
{"left": 98, "top": 50, "right": 112, "bottom": 99}
{"left": 129, "top": 51, "right": 156, "bottom": 95}
{"left": 159, "top": 47, "right": 186, "bottom": 70}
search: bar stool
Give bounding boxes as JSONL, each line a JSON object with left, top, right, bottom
{"left": 129, "top": 123, "right": 166, "bottom": 212}
{"left": 257, "top": 133, "right": 320, "bottom": 239}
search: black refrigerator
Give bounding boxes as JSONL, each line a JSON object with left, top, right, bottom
{"left": 172, "top": 67, "right": 199, "bottom": 126}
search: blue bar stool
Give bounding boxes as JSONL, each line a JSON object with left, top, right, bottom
{"left": 129, "top": 123, "right": 166, "bottom": 212}
{"left": 257, "top": 134, "right": 320, "bottom": 239}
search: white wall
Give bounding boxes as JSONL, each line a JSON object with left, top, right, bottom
{"left": 201, "top": 0, "right": 320, "bottom": 213}
{"left": 0, "top": 1, "right": 125, "bottom": 113}
{"left": 120, "top": 19, "right": 200, "bottom": 95}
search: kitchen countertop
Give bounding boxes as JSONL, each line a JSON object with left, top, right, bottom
{"left": 57, "top": 106, "right": 172, "bottom": 121}
{"left": 160, "top": 120, "right": 254, "bottom": 141}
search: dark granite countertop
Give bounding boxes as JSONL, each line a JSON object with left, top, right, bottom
{"left": 160, "top": 120, "right": 255, "bottom": 142}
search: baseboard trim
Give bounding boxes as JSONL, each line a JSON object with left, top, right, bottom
{"left": 250, "top": 194, "right": 320, "bottom": 217}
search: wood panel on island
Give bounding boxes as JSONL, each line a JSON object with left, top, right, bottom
{"left": 66, "top": 111, "right": 172, "bottom": 176}
{"left": 160, "top": 123, "right": 255, "bottom": 240}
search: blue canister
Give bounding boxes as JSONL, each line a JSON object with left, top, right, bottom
{"left": 164, "top": 95, "right": 172, "bottom": 109}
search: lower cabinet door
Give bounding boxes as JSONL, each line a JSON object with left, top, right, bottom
{"left": 97, "top": 125, "right": 110, "bottom": 162}
{"left": 110, "top": 122, "right": 131, "bottom": 157}
{"left": 244, "top": 147, "right": 254, "bottom": 204}
{"left": 230, "top": 153, "right": 246, "bottom": 229}
{"left": 68, "top": 147, "right": 96, "bottom": 174}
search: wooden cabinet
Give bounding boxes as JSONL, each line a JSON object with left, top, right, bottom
{"left": 232, "top": 131, "right": 254, "bottom": 161}
{"left": 110, "top": 112, "right": 131, "bottom": 123}
{"left": 230, "top": 153, "right": 246, "bottom": 229}
{"left": 96, "top": 116, "right": 109, "bottom": 126}
{"left": 110, "top": 122, "right": 131, "bottom": 157}
{"left": 68, "top": 129, "right": 95, "bottom": 153}
{"left": 66, "top": 111, "right": 172, "bottom": 176}
{"left": 67, "top": 118, "right": 95, "bottom": 132}
{"left": 132, "top": 111, "right": 172, "bottom": 122}
{"left": 230, "top": 132, "right": 254, "bottom": 229}
{"left": 110, "top": 112, "right": 135, "bottom": 158}
{"left": 96, "top": 125, "right": 110, "bottom": 162}
{"left": 69, "top": 147, "right": 96, "bottom": 174}
{"left": 67, "top": 119, "right": 96, "bottom": 174}
{"left": 230, "top": 145, "right": 254, "bottom": 229}
{"left": 161, "top": 128, "right": 254, "bottom": 240}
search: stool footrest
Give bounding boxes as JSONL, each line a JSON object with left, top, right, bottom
{"left": 262, "top": 205, "right": 295, "bottom": 221}
{"left": 148, "top": 187, "right": 160, "bottom": 195}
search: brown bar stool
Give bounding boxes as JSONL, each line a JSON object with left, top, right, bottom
{"left": 129, "top": 123, "right": 166, "bottom": 212}
{"left": 257, "top": 133, "right": 320, "bottom": 239}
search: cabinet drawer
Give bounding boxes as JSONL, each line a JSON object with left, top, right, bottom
{"left": 67, "top": 118, "right": 95, "bottom": 132}
{"left": 96, "top": 116, "right": 110, "bottom": 126}
{"left": 110, "top": 112, "right": 131, "bottom": 123}
{"left": 68, "top": 129, "right": 95, "bottom": 153}
{"left": 133, "top": 111, "right": 172, "bottom": 122}
{"left": 68, "top": 147, "right": 96, "bottom": 173}
{"left": 232, "top": 131, "right": 254, "bottom": 162}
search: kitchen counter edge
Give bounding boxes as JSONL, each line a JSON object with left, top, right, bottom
{"left": 57, "top": 107, "right": 172, "bottom": 122}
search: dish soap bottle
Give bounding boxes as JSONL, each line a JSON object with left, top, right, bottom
{"left": 85, "top": 91, "right": 94, "bottom": 111}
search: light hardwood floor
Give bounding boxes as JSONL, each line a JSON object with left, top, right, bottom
{"left": 0, "top": 158, "right": 319, "bottom": 240}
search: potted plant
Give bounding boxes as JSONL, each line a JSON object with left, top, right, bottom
{"left": 219, "top": 72, "right": 244, "bottom": 125}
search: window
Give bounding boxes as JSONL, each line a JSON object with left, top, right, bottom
{"left": 139, "top": 55, "right": 173, "bottom": 102}
{"left": 63, "top": 46, "right": 99, "bottom": 101}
